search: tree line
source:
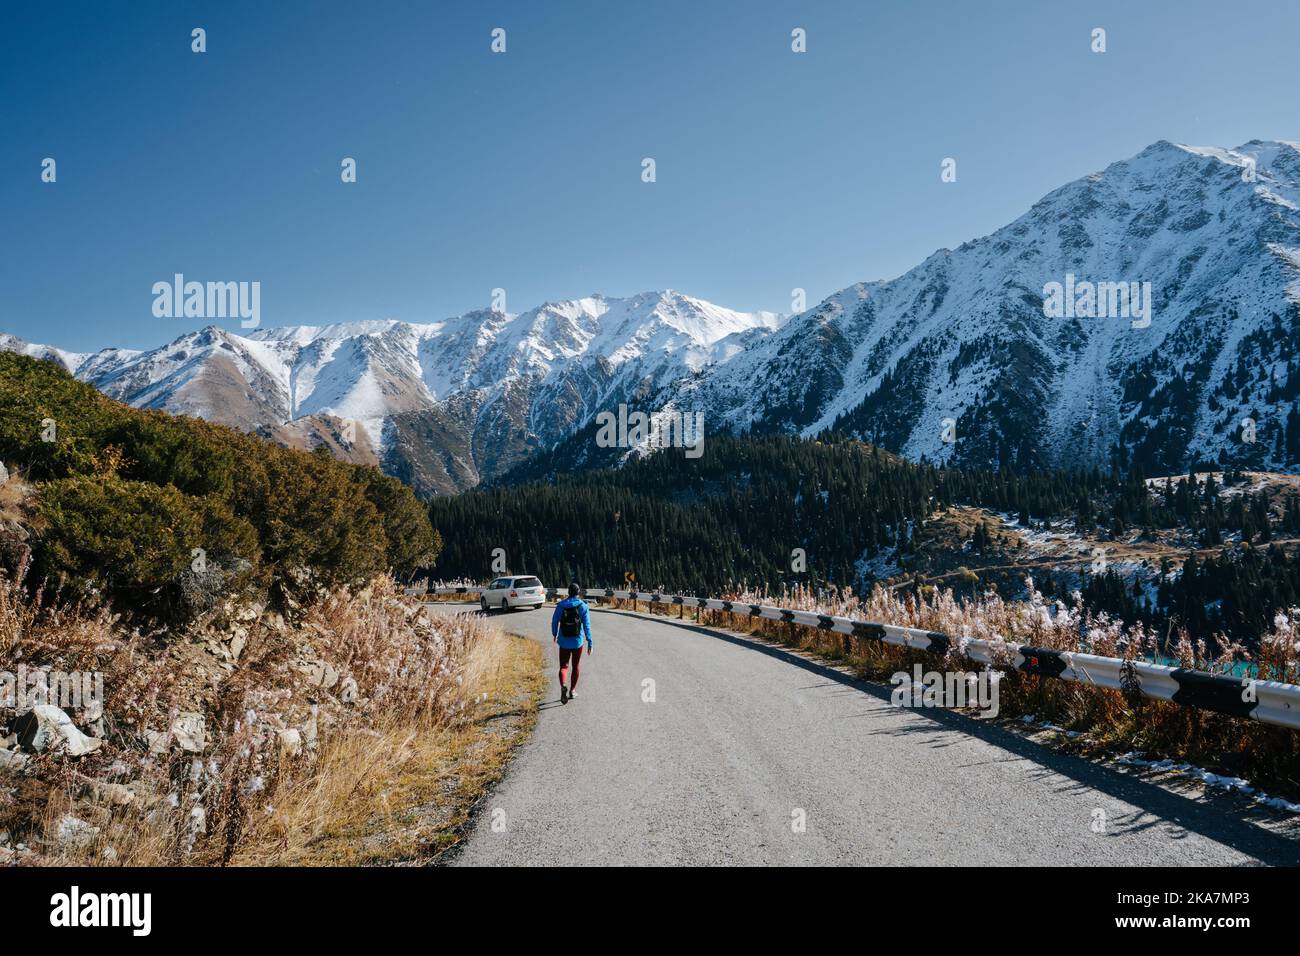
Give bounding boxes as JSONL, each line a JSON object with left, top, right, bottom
{"left": 429, "top": 433, "right": 1300, "bottom": 650}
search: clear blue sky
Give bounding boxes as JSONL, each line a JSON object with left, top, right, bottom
{"left": 2, "top": 0, "right": 1296, "bottom": 351}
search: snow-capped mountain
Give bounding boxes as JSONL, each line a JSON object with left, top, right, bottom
{"left": 0, "top": 334, "right": 97, "bottom": 376}
{"left": 6, "top": 139, "right": 1299, "bottom": 492}
{"left": 671, "top": 139, "right": 1300, "bottom": 475}
{"left": 2, "top": 293, "right": 784, "bottom": 495}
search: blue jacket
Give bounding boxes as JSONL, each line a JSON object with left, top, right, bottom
{"left": 551, "top": 596, "right": 592, "bottom": 650}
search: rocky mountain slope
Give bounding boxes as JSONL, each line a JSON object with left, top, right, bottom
{"left": 6, "top": 140, "right": 1299, "bottom": 492}
{"left": 675, "top": 139, "right": 1300, "bottom": 475}
{"left": 1, "top": 293, "right": 783, "bottom": 496}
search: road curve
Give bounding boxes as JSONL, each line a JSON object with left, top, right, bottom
{"left": 431, "top": 602, "right": 1299, "bottom": 866}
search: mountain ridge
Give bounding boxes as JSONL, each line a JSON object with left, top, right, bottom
{"left": 6, "top": 139, "right": 1299, "bottom": 492}
{"left": 2, "top": 291, "right": 787, "bottom": 495}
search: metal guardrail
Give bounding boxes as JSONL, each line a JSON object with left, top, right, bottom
{"left": 429, "top": 586, "right": 1300, "bottom": 731}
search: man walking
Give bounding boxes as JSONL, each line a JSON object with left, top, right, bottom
{"left": 552, "top": 582, "right": 593, "bottom": 704}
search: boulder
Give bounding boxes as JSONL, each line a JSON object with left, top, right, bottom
{"left": 340, "top": 676, "right": 359, "bottom": 705}
{"left": 295, "top": 658, "right": 339, "bottom": 689}
{"left": 278, "top": 728, "right": 303, "bottom": 758}
{"left": 13, "top": 705, "right": 103, "bottom": 757}
{"left": 170, "top": 713, "right": 206, "bottom": 753}
{"left": 0, "top": 748, "right": 28, "bottom": 770}
{"left": 55, "top": 815, "right": 100, "bottom": 849}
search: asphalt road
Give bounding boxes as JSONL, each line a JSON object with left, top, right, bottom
{"left": 431, "top": 601, "right": 1300, "bottom": 866}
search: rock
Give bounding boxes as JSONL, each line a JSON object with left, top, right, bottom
{"left": 228, "top": 625, "right": 248, "bottom": 661}
{"left": 85, "top": 779, "right": 136, "bottom": 806}
{"left": 55, "top": 815, "right": 100, "bottom": 849}
{"left": 302, "top": 706, "right": 318, "bottom": 751}
{"left": 0, "top": 462, "right": 8, "bottom": 484}
{"left": 0, "top": 748, "right": 29, "bottom": 770}
{"left": 82, "top": 697, "right": 104, "bottom": 738}
{"left": 295, "top": 658, "right": 339, "bottom": 689}
{"left": 277, "top": 728, "right": 302, "bottom": 758}
{"left": 340, "top": 676, "right": 359, "bottom": 705}
{"left": 13, "top": 705, "right": 103, "bottom": 757}
{"left": 170, "top": 713, "right": 206, "bottom": 753}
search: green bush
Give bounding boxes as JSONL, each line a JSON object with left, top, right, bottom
{"left": 0, "top": 352, "right": 441, "bottom": 627}
{"left": 107, "top": 413, "right": 240, "bottom": 500}
{"left": 257, "top": 447, "right": 388, "bottom": 597}
{"left": 0, "top": 352, "right": 119, "bottom": 480}
{"left": 352, "top": 464, "right": 442, "bottom": 572}
{"left": 33, "top": 476, "right": 261, "bottom": 623}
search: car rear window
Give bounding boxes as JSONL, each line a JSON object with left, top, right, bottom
{"left": 514, "top": 577, "right": 542, "bottom": 588}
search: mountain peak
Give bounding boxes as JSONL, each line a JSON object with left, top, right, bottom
{"left": 5, "top": 136, "right": 1295, "bottom": 493}
{"left": 676, "top": 135, "right": 1300, "bottom": 476}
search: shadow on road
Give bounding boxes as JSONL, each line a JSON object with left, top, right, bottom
{"left": 591, "top": 606, "right": 1300, "bottom": 866}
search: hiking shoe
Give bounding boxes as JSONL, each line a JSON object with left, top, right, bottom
{"left": 567, "top": 687, "right": 577, "bottom": 700}
{"left": 560, "top": 686, "right": 568, "bottom": 704}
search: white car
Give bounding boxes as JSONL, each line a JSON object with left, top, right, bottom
{"left": 480, "top": 576, "right": 546, "bottom": 612}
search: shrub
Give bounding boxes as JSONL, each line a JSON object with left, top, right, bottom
{"left": 106, "top": 413, "right": 240, "bottom": 500}
{"left": 0, "top": 352, "right": 119, "bottom": 480}
{"left": 257, "top": 448, "right": 388, "bottom": 599}
{"left": 33, "top": 476, "right": 261, "bottom": 623}
{"left": 352, "top": 465, "right": 442, "bottom": 572}
{"left": 0, "top": 353, "right": 439, "bottom": 627}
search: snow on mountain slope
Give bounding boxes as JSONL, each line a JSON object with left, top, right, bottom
{"left": 0, "top": 333, "right": 95, "bottom": 375}
{"left": 2, "top": 292, "right": 784, "bottom": 496}
{"left": 674, "top": 139, "right": 1300, "bottom": 475}
{"left": 6, "top": 139, "right": 1298, "bottom": 492}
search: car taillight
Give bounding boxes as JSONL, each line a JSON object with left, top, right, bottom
{"left": 510, "top": 591, "right": 518, "bottom": 597}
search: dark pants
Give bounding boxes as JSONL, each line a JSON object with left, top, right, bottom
{"left": 559, "top": 645, "right": 583, "bottom": 690}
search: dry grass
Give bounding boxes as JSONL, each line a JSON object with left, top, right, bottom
{"left": 422, "top": 592, "right": 481, "bottom": 604}
{"left": 226, "top": 626, "right": 543, "bottom": 865}
{"left": 0, "top": 477, "right": 30, "bottom": 526}
{"left": 0, "top": 566, "right": 543, "bottom": 866}
{"left": 612, "top": 582, "right": 1300, "bottom": 802}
